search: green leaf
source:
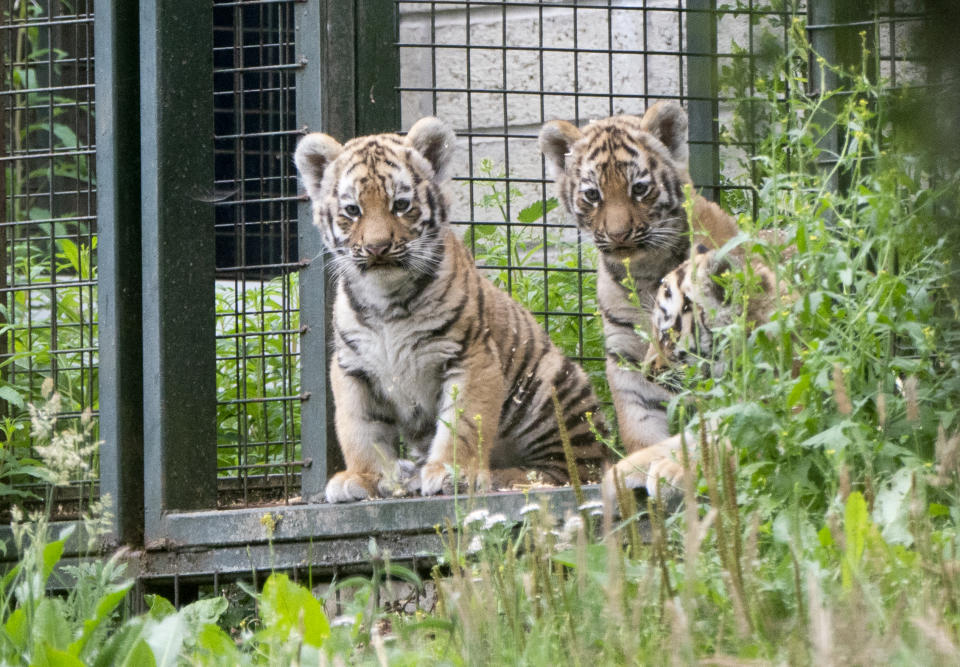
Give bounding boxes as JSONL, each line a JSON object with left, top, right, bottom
{"left": 4, "top": 607, "right": 28, "bottom": 650}
{"left": 180, "top": 596, "right": 229, "bottom": 632}
{"left": 51, "top": 123, "right": 79, "bottom": 149}
{"left": 144, "top": 614, "right": 187, "bottom": 667}
{"left": 144, "top": 594, "right": 176, "bottom": 620}
{"left": 194, "top": 624, "right": 245, "bottom": 666}
{"left": 871, "top": 468, "right": 914, "bottom": 546}
{"left": 259, "top": 573, "right": 330, "bottom": 648}
{"left": 517, "top": 198, "right": 558, "bottom": 223}
{"left": 0, "top": 386, "right": 25, "bottom": 409}
{"left": 33, "top": 597, "right": 72, "bottom": 652}
{"left": 33, "top": 644, "right": 86, "bottom": 667}
{"left": 69, "top": 582, "right": 133, "bottom": 657}
{"left": 92, "top": 619, "right": 155, "bottom": 667}
{"left": 42, "top": 537, "right": 68, "bottom": 581}
{"left": 800, "top": 421, "right": 853, "bottom": 451}
{"left": 842, "top": 491, "right": 869, "bottom": 591}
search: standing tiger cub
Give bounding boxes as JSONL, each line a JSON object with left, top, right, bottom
{"left": 295, "top": 117, "right": 606, "bottom": 503}
{"left": 539, "top": 102, "right": 742, "bottom": 498}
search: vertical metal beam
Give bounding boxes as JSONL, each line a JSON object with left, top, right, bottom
{"left": 686, "top": 0, "right": 719, "bottom": 200}
{"left": 139, "top": 0, "right": 216, "bottom": 540}
{"left": 808, "top": 0, "right": 875, "bottom": 193}
{"left": 295, "top": 0, "right": 342, "bottom": 501}
{"left": 96, "top": 0, "right": 144, "bottom": 546}
{"left": 319, "top": 0, "right": 357, "bottom": 142}
{"left": 355, "top": 0, "right": 400, "bottom": 135}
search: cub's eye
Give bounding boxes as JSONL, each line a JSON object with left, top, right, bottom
{"left": 582, "top": 188, "right": 601, "bottom": 204}
{"left": 342, "top": 204, "right": 361, "bottom": 218}
{"left": 631, "top": 180, "right": 652, "bottom": 199}
{"left": 392, "top": 198, "right": 411, "bottom": 214}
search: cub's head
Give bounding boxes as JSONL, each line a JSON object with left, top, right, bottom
{"left": 539, "top": 102, "right": 691, "bottom": 255}
{"left": 645, "top": 246, "right": 721, "bottom": 376}
{"left": 294, "top": 117, "right": 456, "bottom": 275}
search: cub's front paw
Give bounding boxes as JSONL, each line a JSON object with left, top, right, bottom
{"left": 325, "top": 471, "right": 382, "bottom": 503}
{"left": 603, "top": 445, "right": 686, "bottom": 506}
{"left": 420, "top": 462, "right": 491, "bottom": 496}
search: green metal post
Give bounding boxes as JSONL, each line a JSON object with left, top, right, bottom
{"left": 355, "top": 0, "right": 401, "bottom": 134}
{"left": 808, "top": 0, "right": 875, "bottom": 193}
{"left": 687, "top": 0, "right": 720, "bottom": 200}
{"left": 296, "top": 0, "right": 342, "bottom": 501}
{"left": 96, "top": 0, "right": 144, "bottom": 546}
{"left": 139, "top": 0, "right": 217, "bottom": 541}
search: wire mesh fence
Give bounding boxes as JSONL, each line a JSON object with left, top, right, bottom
{"left": 212, "top": 0, "right": 303, "bottom": 506}
{"left": 397, "top": 0, "right": 700, "bottom": 403}
{"left": 0, "top": 0, "right": 97, "bottom": 511}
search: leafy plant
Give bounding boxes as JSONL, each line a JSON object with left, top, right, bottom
{"left": 215, "top": 274, "right": 301, "bottom": 477}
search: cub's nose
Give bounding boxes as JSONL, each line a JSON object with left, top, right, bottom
{"left": 607, "top": 229, "right": 631, "bottom": 244}
{"left": 366, "top": 241, "right": 392, "bottom": 257}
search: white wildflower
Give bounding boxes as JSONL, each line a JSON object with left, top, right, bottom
{"left": 483, "top": 512, "right": 508, "bottom": 530}
{"left": 28, "top": 390, "right": 101, "bottom": 487}
{"left": 467, "top": 535, "right": 483, "bottom": 555}
{"left": 82, "top": 493, "right": 115, "bottom": 550}
{"left": 554, "top": 514, "right": 585, "bottom": 551}
{"left": 462, "top": 509, "right": 489, "bottom": 527}
{"left": 34, "top": 428, "right": 99, "bottom": 486}
{"left": 577, "top": 499, "right": 604, "bottom": 517}
{"left": 518, "top": 503, "right": 541, "bottom": 517}
{"left": 28, "top": 391, "right": 60, "bottom": 440}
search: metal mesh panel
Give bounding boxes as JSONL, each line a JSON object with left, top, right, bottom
{"left": 0, "top": 0, "right": 97, "bottom": 510}
{"left": 213, "top": 0, "right": 303, "bottom": 506}
{"left": 397, "top": 1, "right": 714, "bottom": 402}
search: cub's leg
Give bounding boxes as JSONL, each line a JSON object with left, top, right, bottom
{"left": 325, "top": 361, "right": 407, "bottom": 503}
{"left": 603, "top": 432, "right": 688, "bottom": 505}
{"left": 421, "top": 351, "right": 504, "bottom": 496}
{"left": 607, "top": 358, "right": 673, "bottom": 452}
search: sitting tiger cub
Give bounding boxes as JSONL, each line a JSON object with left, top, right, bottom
{"left": 539, "top": 102, "right": 740, "bottom": 498}
{"left": 295, "top": 117, "right": 606, "bottom": 503}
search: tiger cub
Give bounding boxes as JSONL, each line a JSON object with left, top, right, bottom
{"left": 295, "top": 117, "right": 606, "bottom": 503}
{"left": 645, "top": 243, "right": 781, "bottom": 379}
{"left": 539, "top": 102, "right": 740, "bottom": 498}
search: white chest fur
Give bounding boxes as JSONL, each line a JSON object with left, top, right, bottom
{"left": 332, "top": 280, "right": 464, "bottom": 444}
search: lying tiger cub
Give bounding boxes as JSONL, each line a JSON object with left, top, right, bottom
{"left": 645, "top": 242, "right": 782, "bottom": 378}
{"left": 294, "top": 117, "right": 606, "bottom": 503}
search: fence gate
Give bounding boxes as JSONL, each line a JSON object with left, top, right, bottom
{"left": 0, "top": 0, "right": 928, "bottom": 590}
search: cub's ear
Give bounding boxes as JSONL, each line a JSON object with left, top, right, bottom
{"left": 405, "top": 116, "right": 457, "bottom": 181}
{"left": 294, "top": 133, "right": 343, "bottom": 202}
{"left": 640, "top": 101, "right": 688, "bottom": 166}
{"left": 538, "top": 120, "right": 583, "bottom": 178}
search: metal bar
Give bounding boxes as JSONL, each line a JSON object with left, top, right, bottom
{"left": 295, "top": 0, "right": 338, "bottom": 501}
{"left": 686, "top": 0, "right": 719, "bottom": 199}
{"left": 140, "top": 0, "right": 217, "bottom": 542}
{"left": 95, "top": 0, "right": 144, "bottom": 547}
{"left": 160, "top": 484, "right": 600, "bottom": 548}
{"left": 807, "top": 1, "right": 877, "bottom": 196}
{"left": 355, "top": 0, "right": 400, "bottom": 134}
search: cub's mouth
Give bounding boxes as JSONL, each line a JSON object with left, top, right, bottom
{"left": 360, "top": 257, "right": 403, "bottom": 270}
{"left": 599, "top": 243, "right": 643, "bottom": 257}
